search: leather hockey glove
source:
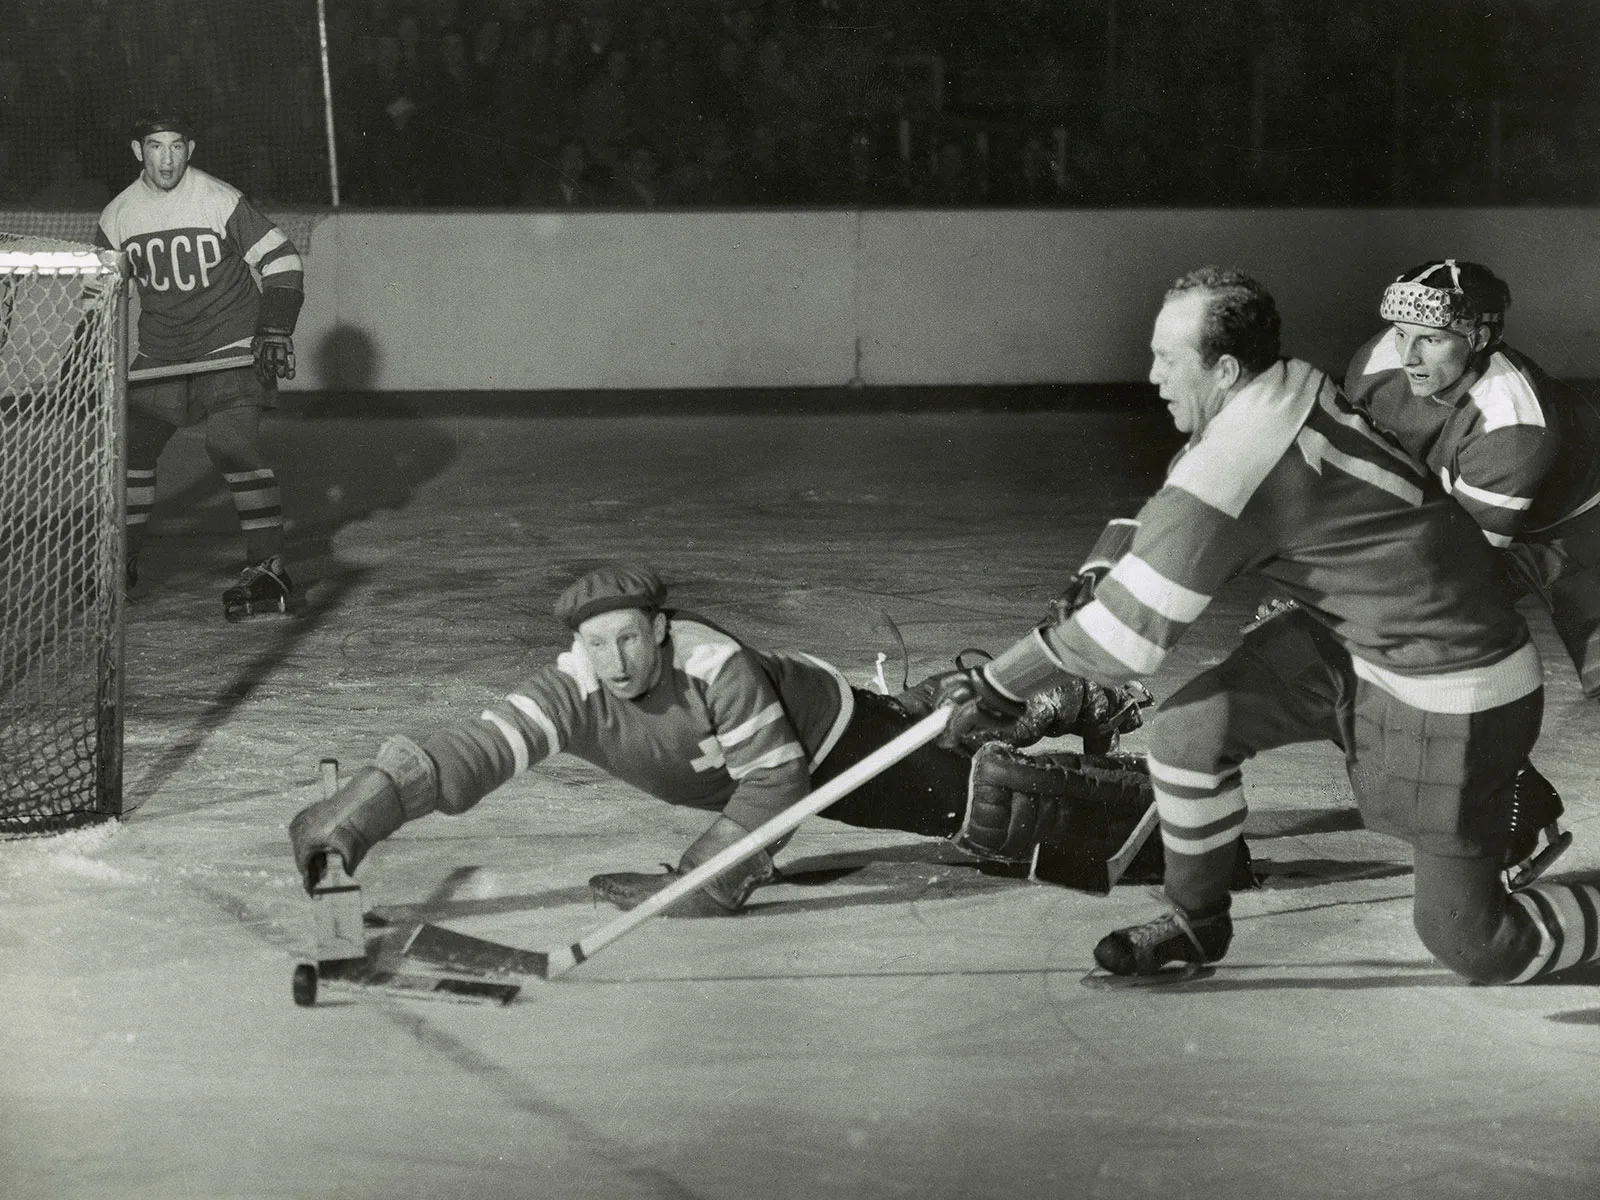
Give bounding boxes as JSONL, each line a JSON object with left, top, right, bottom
{"left": 288, "top": 767, "right": 405, "bottom": 893}
{"left": 917, "top": 664, "right": 1027, "bottom": 750}
{"left": 1045, "top": 568, "right": 1106, "bottom": 625}
{"left": 251, "top": 329, "right": 296, "bottom": 387}
{"left": 1047, "top": 519, "right": 1140, "bottom": 624}
{"left": 589, "top": 815, "right": 776, "bottom": 917}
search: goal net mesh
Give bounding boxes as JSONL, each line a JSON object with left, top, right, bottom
{"left": 0, "top": 234, "right": 130, "bottom": 836}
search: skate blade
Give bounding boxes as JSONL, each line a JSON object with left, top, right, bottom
{"left": 1505, "top": 829, "right": 1574, "bottom": 891}
{"left": 223, "top": 597, "right": 293, "bottom": 623}
{"left": 1079, "top": 963, "right": 1215, "bottom": 990}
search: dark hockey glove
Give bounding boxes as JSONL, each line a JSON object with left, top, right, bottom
{"left": 1047, "top": 518, "right": 1140, "bottom": 624}
{"left": 252, "top": 330, "right": 295, "bottom": 387}
{"left": 1005, "top": 677, "right": 1155, "bottom": 754}
{"left": 589, "top": 815, "right": 776, "bottom": 917}
{"left": 288, "top": 767, "right": 405, "bottom": 893}
{"left": 914, "top": 664, "right": 1027, "bottom": 750}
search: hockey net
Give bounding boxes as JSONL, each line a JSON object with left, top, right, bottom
{"left": 0, "top": 234, "right": 131, "bottom": 836}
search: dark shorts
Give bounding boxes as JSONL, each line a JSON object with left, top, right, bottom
{"left": 129, "top": 363, "right": 270, "bottom": 428}
{"left": 1150, "top": 607, "right": 1542, "bottom": 859}
{"left": 808, "top": 688, "right": 972, "bottom": 839}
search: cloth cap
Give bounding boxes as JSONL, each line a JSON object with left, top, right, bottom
{"left": 131, "top": 110, "right": 193, "bottom": 142}
{"left": 554, "top": 564, "right": 667, "bottom": 629}
{"left": 1379, "top": 259, "right": 1509, "bottom": 337}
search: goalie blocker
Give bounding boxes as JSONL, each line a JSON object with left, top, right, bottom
{"left": 957, "top": 741, "right": 1255, "bottom": 894}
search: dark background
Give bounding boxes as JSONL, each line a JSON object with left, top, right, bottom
{"left": 2, "top": 0, "right": 1596, "bottom": 211}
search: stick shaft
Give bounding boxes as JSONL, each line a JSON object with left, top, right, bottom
{"left": 545, "top": 705, "right": 952, "bottom": 978}
{"left": 129, "top": 353, "right": 254, "bottom": 382}
{"left": 1102, "top": 800, "right": 1159, "bottom": 889}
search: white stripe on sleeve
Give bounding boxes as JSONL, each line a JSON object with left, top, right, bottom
{"left": 508, "top": 693, "right": 563, "bottom": 755}
{"left": 719, "top": 702, "right": 786, "bottom": 748}
{"left": 480, "top": 710, "right": 529, "bottom": 775}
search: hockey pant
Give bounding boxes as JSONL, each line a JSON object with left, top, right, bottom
{"left": 1149, "top": 607, "right": 1598, "bottom": 983}
{"left": 126, "top": 369, "right": 283, "bottom": 563}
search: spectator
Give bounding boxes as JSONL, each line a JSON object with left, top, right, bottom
{"left": 347, "top": 33, "right": 425, "bottom": 205}
{"left": 578, "top": 45, "right": 635, "bottom": 173}
{"left": 418, "top": 27, "right": 505, "bottom": 204}
{"left": 518, "top": 137, "right": 601, "bottom": 206}
{"left": 666, "top": 118, "right": 755, "bottom": 206}
{"left": 607, "top": 138, "right": 664, "bottom": 206}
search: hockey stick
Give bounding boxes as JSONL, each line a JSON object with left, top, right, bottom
{"left": 129, "top": 353, "right": 254, "bottom": 382}
{"left": 292, "top": 760, "right": 525, "bottom": 1007}
{"left": 1101, "top": 800, "right": 1160, "bottom": 889}
{"left": 535, "top": 704, "right": 954, "bottom": 980}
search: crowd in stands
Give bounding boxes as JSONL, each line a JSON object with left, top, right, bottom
{"left": 1, "top": 0, "right": 1595, "bottom": 211}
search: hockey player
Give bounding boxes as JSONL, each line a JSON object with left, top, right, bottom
{"left": 95, "top": 110, "right": 304, "bottom": 620}
{"left": 289, "top": 564, "right": 1172, "bottom": 917}
{"left": 921, "top": 266, "right": 1600, "bottom": 985}
{"left": 1345, "top": 260, "right": 1600, "bottom": 699}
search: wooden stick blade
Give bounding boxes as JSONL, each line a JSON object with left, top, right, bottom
{"left": 315, "top": 957, "right": 520, "bottom": 1005}
{"left": 400, "top": 922, "right": 551, "bottom": 980}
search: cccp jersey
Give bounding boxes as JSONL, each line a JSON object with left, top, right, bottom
{"left": 1345, "top": 332, "right": 1600, "bottom": 540}
{"left": 986, "top": 358, "right": 1538, "bottom": 710}
{"left": 419, "top": 613, "right": 854, "bottom": 831}
{"left": 95, "top": 165, "right": 303, "bottom": 366}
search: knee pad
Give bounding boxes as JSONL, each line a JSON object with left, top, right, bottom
{"left": 202, "top": 408, "right": 267, "bottom": 472}
{"left": 1411, "top": 860, "right": 1527, "bottom": 985}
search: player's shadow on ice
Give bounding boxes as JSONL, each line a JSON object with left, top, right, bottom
{"left": 1110, "top": 957, "right": 1600, "bottom": 994}
{"left": 751, "top": 843, "right": 1026, "bottom": 916}
{"left": 127, "top": 565, "right": 379, "bottom": 810}
{"left": 374, "top": 843, "right": 1022, "bottom": 924}
{"left": 1249, "top": 807, "right": 1368, "bottom": 837}
{"left": 135, "top": 326, "right": 459, "bottom": 609}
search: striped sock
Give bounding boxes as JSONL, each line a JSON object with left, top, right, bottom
{"left": 126, "top": 467, "right": 156, "bottom": 537}
{"left": 224, "top": 468, "right": 284, "bottom": 562}
{"left": 1508, "top": 882, "right": 1600, "bottom": 983}
{"left": 1148, "top": 754, "right": 1249, "bottom": 916}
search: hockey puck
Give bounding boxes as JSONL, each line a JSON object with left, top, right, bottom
{"left": 292, "top": 963, "right": 318, "bottom": 1007}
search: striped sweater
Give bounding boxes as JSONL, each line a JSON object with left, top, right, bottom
{"left": 1345, "top": 332, "right": 1600, "bottom": 541}
{"left": 95, "top": 165, "right": 303, "bottom": 367}
{"left": 986, "top": 359, "right": 1538, "bottom": 711}
{"left": 421, "top": 614, "right": 854, "bottom": 831}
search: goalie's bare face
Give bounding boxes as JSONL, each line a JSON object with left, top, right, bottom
{"left": 134, "top": 132, "right": 193, "bottom": 191}
{"left": 1149, "top": 292, "right": 1231, "bottom": 435}
{"left": 579, "top": 608, "right": 668, "bottom": 701}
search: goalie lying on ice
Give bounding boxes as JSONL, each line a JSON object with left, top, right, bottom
{"left": 290, "top": 564, "right": 1252, "bottom": 917}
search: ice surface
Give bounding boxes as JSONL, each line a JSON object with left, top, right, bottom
{"left": 3, "top": 401, "right": 1596, "bottom": 1200}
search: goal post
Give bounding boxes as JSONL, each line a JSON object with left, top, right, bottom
{"left": 0, "top": 234, "right": 132, "bottom": 836}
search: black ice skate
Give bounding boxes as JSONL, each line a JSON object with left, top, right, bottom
{"left": 1504, "top": 763, "right": 1572, "bottom": 891}
{"left": 1089, "top": 907, "right": 1232, "bottom": 986}
{"left": 223, "top": 555, "right": 293, "bottom": 622}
